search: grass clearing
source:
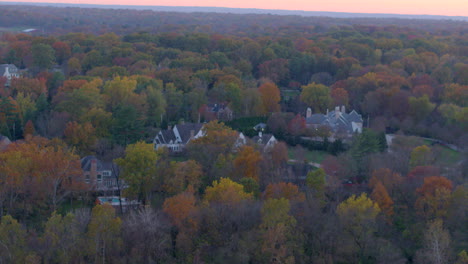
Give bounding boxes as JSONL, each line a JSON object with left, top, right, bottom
{"left": 288, "top": 147, "right": 329, "bottom": 164}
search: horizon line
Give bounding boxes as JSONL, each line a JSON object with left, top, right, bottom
{"left": 1, "top": 1, "right": 467, "bottom": 18}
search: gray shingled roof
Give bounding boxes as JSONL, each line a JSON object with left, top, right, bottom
{"left": 81, "top": 156, "right": 115, "bottom": 173}
{"left": 306, "top": 108, "right": 363, "bottom": 134}
{"left": 177, "top": 123, "right": 204, "bottom": 144}
{"left": 252, "top": 133, "right": 273, "bottom": 145}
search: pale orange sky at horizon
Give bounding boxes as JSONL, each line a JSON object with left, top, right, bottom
{"left": 1, "top": 0, "right": 467, "bottom": 16}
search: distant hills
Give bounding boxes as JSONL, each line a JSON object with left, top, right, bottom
{"left": 1, "top": 2, "right": 467, "bottom": 21}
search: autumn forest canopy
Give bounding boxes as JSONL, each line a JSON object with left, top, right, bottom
{"left": 0, "top": 4, "right": 466, "bottom": 264}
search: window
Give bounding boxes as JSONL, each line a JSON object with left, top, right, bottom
{"left": 97, "top": 174, "right": 102, "bottom": 183}
{"left": 102, "top": 171, "right": 111, "bottom": 176}
{"left": 85, "top": 175, "right": 90, "bottom": 184}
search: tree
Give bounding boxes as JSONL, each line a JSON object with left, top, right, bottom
{"left": 233, "top": 145, "right": 262, "bottom": 182}
{"left": 67, "top": 57, "right": 82, "bottom": 76}
{"left": 370, "top": 181, "right": 394, "bottom": 218}
{"left": 300, "top": 83, "right": 331, "bottom": 113}
{"left": 41, "top": 212, "right": 82, "bottom": 263}
{"left": 287, "top": 114, "right": 306, "bottom": 136}
{"left": 86, "top": 204, "right": 122, "bottom": 264}
{"left": 0, "top": 215, "right": 27, "bottom": 263}
{"left": 306, "top": 168, "right": 326, "bottom": 198}
{"left": 23, "top": 120, "right": 35, "bottom": 138}
{"left": 111, "top": 104, "right": 144, "bottom": 145}
{"left": 52, "top": 41, "right": 71, "bottom": 65}
{"left": 122, "top": 208, "right": 171, "bottom": 263}
{"left": 31, "top": 43, "right": 56, "bottom": 70}
{"left": 331, "top": 87, "right": 349, "bottom": 107}
{"left": 258, "top": 82, "right": 281, "bottom": 113}
{"left": 164, "top": 160, "right": 203, "bottom": 195}
{"left": 63, "top": 121, "right": 97, "bottom": 154}
{"left": 415, "top": 219, "right": 451, "bottom": 264}
{"left": 115, "top": 141, "right": 160, "bottom": 204}
{"left": 204, "top": 178, "right": 252, "bottom": 206}
{"left": 337, "top": 193, "right": 381, "bottom": 262}
{"left": 443, "top": 83, "right": 467, "bottom": 107}
{"left": 368, "top": 168, "right": 403, "bottom": 198}
{"left": 258, "top": 58, "right": 290, "bottom": 84}
{"left": 33, "top": 138, "right": 84, "bottom": 211}
{"left": 102, "top": 76, "right": 139, "bottom": 110}
{"left": 263, "top": 182, "right": 305, "bottom": 202}
{"left": 415, "top": 176, "right": 453, "bottom": 219}
{"left": 408, "top": 95, "right": 435, "bottom": 122}
{"left": 163, "top": 189, "right": 198, "bottom": 231}
{"left": 145, "top": 85, "right": 166, "bottom": 127}
{"left": 410, "top": 145, "right": 433, "bottom": 168}
{"left": 259, "top": 198, "right": 299, "bottom": 264}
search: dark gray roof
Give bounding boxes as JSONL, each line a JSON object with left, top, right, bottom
{"left": 154, "top": 123, "right": 204, "bottom": 145}
{"left": 306, "top": 108, "right": 363, "bottom": 134}
{"left": 81, "top": 156, "right": 115, "bottom": 174}
{"left": 177, "top": 123, "right": 204, "bottom": 144}
{"left": 306, "top": 114, "right": 326, "bottom": 124}
{"left": 253, "top": 123, "right": 267, "bottom": 131}
{"left": 252, "top": 133, "right": 274, "bottom": 145}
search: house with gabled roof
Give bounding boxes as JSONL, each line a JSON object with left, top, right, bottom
{"left": 153, "top": 123, "right": 205, "bottom": 152}
{"left": 252, "top": 131, "right": 277, "bottom": 151}
{"left": 306, "top": 105, "right": 363, "bottom": 137}
{"left": 81, "top": 156, "right": 122, "bottom": 192}
{"left": 0, "top": 64, "right": 19, "bottom": 86}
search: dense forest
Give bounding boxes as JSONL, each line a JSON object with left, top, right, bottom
{"left": 0, "top": 4, "right": 466, "bottom": 264}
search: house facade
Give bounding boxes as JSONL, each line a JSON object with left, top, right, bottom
{"left": 306, "top": 105, "right": 363, "bottom": 137}
{"left": 252, "top": 131, "right": 277, "bottom": 151}
{"left": 0, "top": 64, "right": 20, "bottom": 86}
{"left": 81, "top": 156, "right": 121, "bottom": 192}
{"left": 0, "top": 134, "right": 11, "bottom": 151}
{"left": 153, "top": 123, "right": 205, "bottom": 152}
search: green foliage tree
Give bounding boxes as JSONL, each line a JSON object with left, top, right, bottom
{"left": 300, "top": 83, "right": 331, "bottom": 113}
{"left": 259, "top": 198, "right": 300, "bottom": 264}
{"left": 0, "top": 215, "right": 27, "bottom": 263}
{"left": 116, "top": 141, "right": 160, "bottom": 204}
{"left": 86, "top": 204, "right": 122, "bottom": 264}
{"left": 31, "top": 43, "right": 56, "bottom": 70}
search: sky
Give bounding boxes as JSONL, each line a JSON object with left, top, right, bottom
{"left": 3, "top": 0, "right": 468, "bottom": 16}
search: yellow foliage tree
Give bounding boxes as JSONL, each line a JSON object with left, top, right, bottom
{"left": 204, "top": 178, "right": 252, "bottom": 206}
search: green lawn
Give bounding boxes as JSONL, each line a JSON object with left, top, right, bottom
{"left": 288, "top": 147, "right": 329, "bottom": 164}
{"left": 433, "top": 145, "right": 462, "bottom": 166}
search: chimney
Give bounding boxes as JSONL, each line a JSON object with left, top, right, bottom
{"left": 259, "top": 131, "right": 263, "bottom": 138}
{"left": 91, "top": 159, "right": 97, "bottom": 183}
{"left": 190, "top": 130, "right": 195, "bottom": 139}
{"left": 306, "top": 107, "right": 312, "bottom": 118}
{"left": 341, "top": 105, "right": 345, "bottom": 114}
{"left": 335, "top": 106, "right": 340, "bottom": 118}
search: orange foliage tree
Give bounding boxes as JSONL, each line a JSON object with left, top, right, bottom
{"left": 263, "top": 182, "right": 305, "bottom": 202}
{"left": 258, "top": 82, "right": 281, "bottom": 113}
{"left": 233, "top": 145, "right": 262, "bottom": 181}
{"left": 415, "top": 176, "right": 453, "bottom": 219}
{"left": 370, "top": 181, "right": 394, "bottom": 218}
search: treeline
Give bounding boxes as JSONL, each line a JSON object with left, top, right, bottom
{"left": 0, "top": 123, "right": 466, "bottom": 263}
{"left": 0, "top": 7, "right": 466, "bottom": 263}
{"left": 0, "top": 19, "right": 466, "bottom": 148}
